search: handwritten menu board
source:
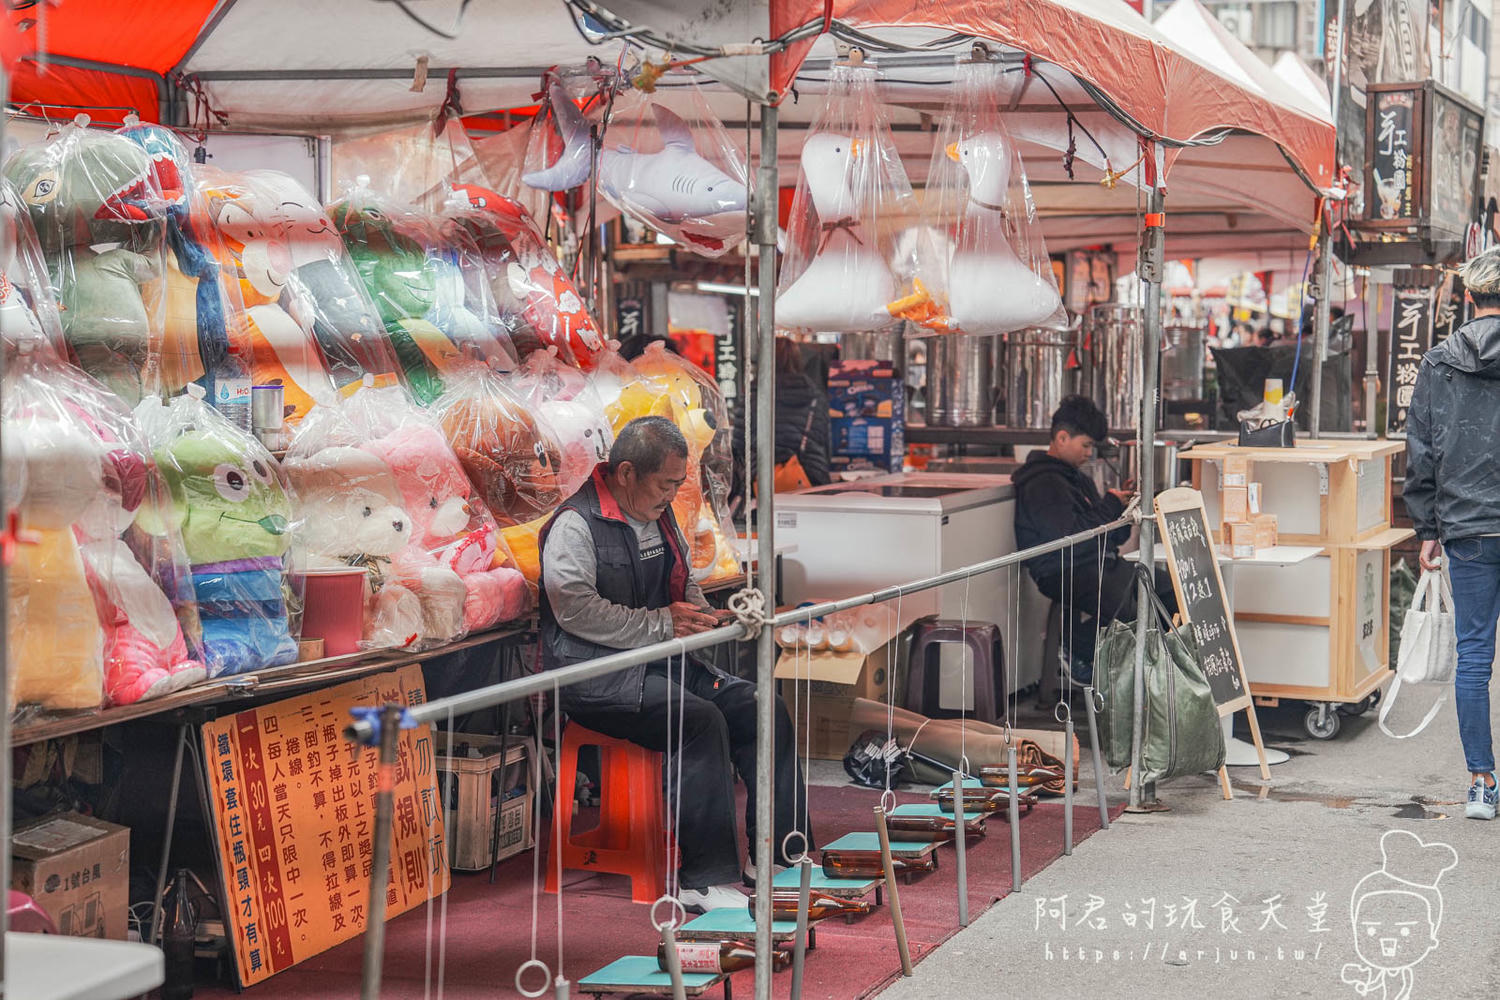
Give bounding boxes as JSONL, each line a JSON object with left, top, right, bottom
{"left": 1155, "top": 489, "right": 1253, "bottom": 715}
{"left": 200, "top": 665, "right": 449, "bottom": 986}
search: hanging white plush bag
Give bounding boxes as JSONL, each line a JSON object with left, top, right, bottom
{"left": 1380, "top": 566, "right": 1457, "bottom": 739}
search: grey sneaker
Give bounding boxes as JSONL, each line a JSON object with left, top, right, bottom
{"left": 1465, "top": 775, "right": 1498, "bottom": 820}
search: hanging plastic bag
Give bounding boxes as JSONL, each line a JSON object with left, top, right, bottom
{"left": 775, "top": 63, "right": 914, "bottom": 334}
{"left": 4, "top": 120, "right": 171, "bottom": 403}
{"left": 890, "top": 61, "right": 1066, "bottom": 335}
{"left": 330, "top": 118, "right": 487, "bottom": 214}
{"left": 116, "top": 121, "right": 254, "bottom": 410}
{"left": 195, "top": 167, "right": 339, "bottom": 425}
{"left": 1380, "top": 567, "right": 1457, "bottom": 739}
{"left": 506, "top": 347, "right": 614, "bottom": 496}
{"left": 136, "top": 388, "right": 303, "bottom": 677}
{"left": 524, "top": 74, "right": 750, "bottom": 258}
{"left": 446, "top": 183, "right": 606, "bottom": 367}
{"left": 0, "top": 176, "right": 66, "bottom": 353}
{"left": 408, "top": 196, "right": 520, "bottom": 373}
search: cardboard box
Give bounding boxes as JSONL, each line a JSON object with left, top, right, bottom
{"left": 1221, "top": 485, "right": 1249, "bottom": 523}
{"left": 831, "top": 416, "right": 904, "bottom": 473}
{"left": 12, "top": 813, "right": 129, "bottom": 940}
{"left": 1252, "top": 513, "right": 1279, "bottom": 550}
{"left": 1248, "top": 482, "right": 1262, "bottom": 515}
{"left": 1222, "top": 453, "right": 1250, "bottom": 486}
{"left": 436, "top": 733, "right": 533, "bottom": 872}
{"left": 1221, "top": 521, "right": 1255, "bottom": 559}
{"left": 774, "top": 613, "right": 897, "bottom": 760}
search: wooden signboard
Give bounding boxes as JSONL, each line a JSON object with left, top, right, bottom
{"left": 1155, "top": 487, "right": 1270, "bottom": 789}
{"left": 200, "top": 664, "right": 449, "bottom": 986}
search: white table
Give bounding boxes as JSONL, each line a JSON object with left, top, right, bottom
{"left": 1130, "top": 543, "right": 1325, "bottom": 767}
{"left": 6, "top": 933, "right": 163, "bottom": 1000}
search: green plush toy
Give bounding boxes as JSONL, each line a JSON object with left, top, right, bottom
{"left": 4, "top": 126, "right": 165, "bottom": 403}
{"left": 149, "top": 404, "right": 299, "bottom": 677}
{"left": 329, "top": 195, "right": 448, "bottom": 405}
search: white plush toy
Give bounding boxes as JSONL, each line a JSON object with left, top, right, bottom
{"left": 284, "top": 446, "right": 426, "bottom": 650}
{"left": 775, "top": 133, "right": 897, "bottom": 333}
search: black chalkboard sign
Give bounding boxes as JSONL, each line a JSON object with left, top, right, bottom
{"left": 1155, "top": 488, "right": 1254, "bottom": 715}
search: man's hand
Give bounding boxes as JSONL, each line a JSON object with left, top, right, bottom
{"left": 1107, "top": 487, "right": 1137, "bottom": 504}
{"left": 670, "top": 602, "right": 721, "bottom": 636}
{"left": 1420, "top": 539, "right": 1443, "bottom": 572}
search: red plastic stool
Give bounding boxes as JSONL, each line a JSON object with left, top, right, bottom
{"left": 545, "top": 724, "right": 668, "bottom": 904}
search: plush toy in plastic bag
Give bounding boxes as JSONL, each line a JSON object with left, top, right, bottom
{"left": 408, "top": 196, "right": 520, "bottom": 373}
{"left": 447, "top": 183, "right": 605, "bottom": 367}
{"left": 4, "top": 121, "right": 169, "bottom": 403}
{"left": 136, "top": 389, "right": 301, "bottom": 676}
{"left": 506, "top": 347, "right": 614, "bottom": 496}
{"left": 1, "top": 177, "right": 65, "bottom": 350}
{"left": 775, "top": 64, "right": 914, "bottom": 334}
{"left": 117, "top": 121, "right": 252, "bottom": 401}
{"left": 242, "top": 169, "right": 407, "bottom": 391}
{"left": 888, "top": 62, "right": 1065, "bottom": 335}
{"left": 523, "top": 75, "right": 749, "bottom": 258}
{"left": 196, "top": 168, "right": 338, "bottom": 424}
{"left": 624, "top": 342, "right": 741, "bottom": 583}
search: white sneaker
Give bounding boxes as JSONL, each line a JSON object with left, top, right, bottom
{"left": 680, "top": 884, "right": 747, "bottom": 912}
{"left": 741, "top": 859, "right": 789, "bottom": 888}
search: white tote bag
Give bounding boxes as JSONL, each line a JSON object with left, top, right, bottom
{"left": 1380, "top": 568, "right": 1457, "bottom": 739}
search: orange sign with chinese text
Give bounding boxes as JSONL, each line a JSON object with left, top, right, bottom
{"left": 200, "top": 665, "right": 450, "bottom": 986}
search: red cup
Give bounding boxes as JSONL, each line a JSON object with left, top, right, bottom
{"left": 294, "top": 568, "right": 368, "bottom": 657}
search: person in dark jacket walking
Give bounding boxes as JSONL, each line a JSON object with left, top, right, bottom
{"left": 1014, "top": 396, "right": 1174, "bottom": 679}
{"left": 539, "top": 416, "right": 808, "bottom": 909}
{"left": 1404, "top": 249, "right": 1500, "bottom": 819}
{"left": 730, "top": 337, "right": 832, "bottom": 508}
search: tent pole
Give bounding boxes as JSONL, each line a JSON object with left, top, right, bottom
{"left": 752, "top": 101, "right": 779, "bottom": 1000}
{"left": 1128, "top": 182, "right": 1165, "bottom": 812}
{"left": 1310, "top": 230, "right": 1332, "bottom": 437}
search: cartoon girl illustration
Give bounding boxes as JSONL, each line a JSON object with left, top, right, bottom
{"left": 1341, "top": 830, "right": 1457, "bottom": 1000}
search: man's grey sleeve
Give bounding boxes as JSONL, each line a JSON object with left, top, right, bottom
{"left": 541, "top": 510, "right": 672, "bottom": 647}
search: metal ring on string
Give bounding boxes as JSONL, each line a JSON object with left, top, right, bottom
{"left": 650, "top": 895, "right": 687, "bottom": 933}
{"left": 879, "top": 788, "right": 896, "bottom": 814}
{"left": 958, "top": 754, "right": 971, "bottom": 778}
{"left": 1054, "top": 702, "right": 1073, "bottom": 725}
{"left": 782, "top": 830, "right": 810, "bottom": 866}
{"left": 516, "top": 959, "right": 552, "bottom": 998}
{"left": 1002, "top": 721, "right": 1014, "bottom": 746}
{"left": 1089, "top": 688, "right": 1106, "bottom": 713}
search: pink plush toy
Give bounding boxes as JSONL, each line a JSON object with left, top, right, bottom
{"left": 363, "top": 424, "right": 530, "bottom": 632}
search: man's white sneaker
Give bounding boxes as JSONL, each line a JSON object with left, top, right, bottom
{"left": 741, "top": 860, "right": 789, "bottom": 888}
{"left": 680, "top": 884, "right": 747, "bottom": 912}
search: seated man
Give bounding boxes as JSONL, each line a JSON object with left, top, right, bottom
{"left": 1013, "top": 395, "right": 1176, "bottom": 680}
{"left": 540, "top": 415, "right": 809, "bottom": 911}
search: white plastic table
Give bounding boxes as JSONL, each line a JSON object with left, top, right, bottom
{"left": 6, "top": 933, "right": 163, "bottom": 1000}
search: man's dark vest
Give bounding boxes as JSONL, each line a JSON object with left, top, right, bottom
{"left": 538, "top": 465, "right": 690, "bottom": 711}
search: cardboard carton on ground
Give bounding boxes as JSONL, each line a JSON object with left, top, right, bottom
{"left": 11, "top": 812, "right": 129, "bottom": 940}
{"left": 774, "top": 607, "right": 902, "bottom": 759}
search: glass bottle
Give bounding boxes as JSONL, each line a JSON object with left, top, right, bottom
{"left": 978, "top": 765, "right": 1062, "bottom": 789}
{"left": 821, "top": 850, "right": 936, "bottom": 879}
{"left": 658, "top": 939, "right": 791, "bottom": 974}
{"left": 884, "top": 811, "right": 984, "bottom": 839}
{"left": 758, "top": 890, "right": 875, "bottom": 920}
{"left": 162, "top": 868, "right": 197, "bottom": 1000}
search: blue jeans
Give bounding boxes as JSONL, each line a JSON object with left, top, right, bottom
{"left": 1444, "top": 537, "right": 1500, "bottom": 773}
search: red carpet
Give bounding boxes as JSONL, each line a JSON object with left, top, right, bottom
{"left": 200, "top": 786, "right": 1118, "bottom": 999}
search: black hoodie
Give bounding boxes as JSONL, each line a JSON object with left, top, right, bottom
{"left": 1012, "top": 451, "right": 1131, "bottom": 581}
{"left": 1405, "top": 315, "right": 1500, "bottom": 541}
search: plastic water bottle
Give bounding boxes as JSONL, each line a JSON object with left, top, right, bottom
{"left": 162, "top": 869, "right": 197, "bottom": 1000}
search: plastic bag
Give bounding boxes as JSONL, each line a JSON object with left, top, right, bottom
{"left": 4, "top": 121, "right": 170, "bottom": 403}
{"left": 195, "top": 167, "right": 339, "bottom": 425}
{"left": 286, "top": 383, "right": 531, "bottom": 646}
{"left": 116, "top": 121, "right": 255, "bottom": 407}
{"left": 506, "top": 347, "right": 614, "bottom": 496}
{"left": 0, "top": 176, "right": 66, "bottom": 353}
{"left": 330, "top": 118, "right": 487, "bottom": 214}
{"left": 136, "top": 388, "right": 302, "bottom": 677}
{"left": 775, "top": 64, "right": 914, "bottom": 334}
{"left": 619, "top": 342, "right": 741, "bottom": 583}
{"left": 524, "top": 75, "right": 750, "bottom": 258}
{"left": 412, "top": 195, "right": 520, "bottom": 373}
{"left": 891, "top": 61, "right": 1066, "bottom": 335}
{"left": 447, "top": 183, "right": 606, "bottom": 368}
{"left": 1380, "top": 568, "right": 1457, "bottom": 739}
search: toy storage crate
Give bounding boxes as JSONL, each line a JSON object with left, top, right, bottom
{"left": 436, "top": 733, "right": 533, "bottom": 871}
{"left": 1188, "top": 440, "right": 1403, "bottom": 545}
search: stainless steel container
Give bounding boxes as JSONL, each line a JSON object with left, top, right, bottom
{"left": 926, "top": 334, "right": 996, "bottom": 426}
{"left": 1002, "top": 328, "right": 1071, "bottom": 428}
{"left": 839, "top": 329, "right": 905, "bottom": 363}
{"left": 1086, "top": 304, "right": 1144, "bottom": 431}
{"left": 1161, "top": 324, "right": 1206, "bottom": 400}
{"left": 252, "top": 384, "right": 286, "bottom": 451}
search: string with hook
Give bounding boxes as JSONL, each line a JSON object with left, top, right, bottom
{"left": 553, "top": 679, "right": 568, "bottom": 991}
{"left": 434, "top": 700, "right": 457, "bottom": 1000}
{"left": 881, "top": 587, "right": 905, "bottom": 813}
{"left": 958, "top": 571, "right": 972, "bottom": 777}
{"left": 516, "top": 676, "right": 552, "bottom": 997}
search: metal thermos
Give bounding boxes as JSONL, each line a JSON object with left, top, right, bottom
{"left": 927, "top": 334, "right": 996, "bottom": 427}
{"left": 251, "top": 384, "right": 286, "bottom": 451}
{"left": 1002, "top": 328, "right": 1071, "bottom": 429}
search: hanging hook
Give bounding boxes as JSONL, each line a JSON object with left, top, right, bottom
{"left": 650, "top": 895, "right": 687, "bottom": 933}
{"left": 516, "top": 959, "right": 553, "bottom": 999}
{"left": 782, "top": 830, "right": 810, "bottom": 866}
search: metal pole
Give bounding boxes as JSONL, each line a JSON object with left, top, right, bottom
{"left": 873, "top": 808, "right": 913, "bottom": 977}
{"left": 1310, "top": 231, "right": 1333, "bottom": 437}
{"left": 1365, "top": 275, "right": 1380, "bottom": 438}
{"left": 752, "top": 102, "right": 780, "bottom": 1000}
{"left": 1083, "top": 688, "right": 1110, "bottom": 830}
{"left": 658, "top": 925, "right": 687, "bottom": 1000}
{"left": 1063, "top": 719, "right": 1075, "bottom": 856}
{"left": 1128, "top": 185, "right": 1166, "bottom": 811}
{"left": 359, "top": 704, "right": 403, "bottom": 1000}
{"left": 0, "top": 68, "right": 11, "bottom": 996}
{"left": 150, "top": 725, "right": 190, "bottom": 945}
{"left": 790, "top": 860, "right": 812, "bottom": 999}
{"left": 1006, "top": 747, "right": 1022, "bottom": 891}
{"left": 953, "top": 770, "right": 969, "bottom": 926}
